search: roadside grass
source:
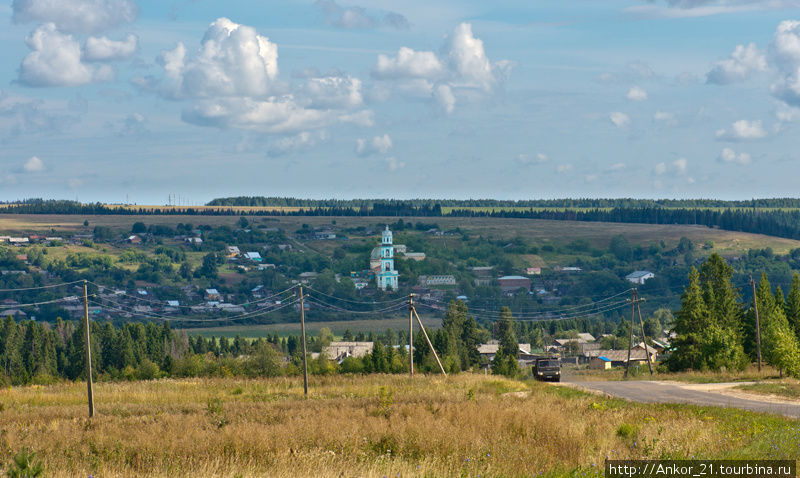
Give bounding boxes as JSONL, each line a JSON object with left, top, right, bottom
{"left": 564, "top": 364, "right": 783, "bottom": 384}
{"left": 0, "top": 374, "right": 798, "bottom": 477}
{"left": 735, "top": 379, "right": 800, "bottom": 401}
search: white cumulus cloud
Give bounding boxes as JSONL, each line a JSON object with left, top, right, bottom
{"left": 373, "top": 47, "right": 444, "bottom": 80}
{"left": 715, "top": 119, "right": 767, "bottom": 141}
{"left": 299, "top": 74, "right": 363, "bottom": 109}
{"left": 315, "top": 0, "right": 409, "bottom": 30}
{"left": 718, "top": 147, "right": 752, "bottom": 165}
{"left": 610, "top": 112, "right": 631, "bottom": 128}
{"left": 356, "top": 134, "right": 392, "bottom": 156}
{"left": 83, "top": 34, "right": 137, "bottom": 61}
{"left": 653, "top": 111, "right": 677, "bottom": 125}
{"left": 18, "top": 23, "right": 113, "bottom": 87}
{"left": 371, "top": 22, "right": 509, "bottom": 114}
{"left": 23, "top": 155, "right": 45, "bottom": 172}
{"left": 12, "top": 0, "right": 138, "bottom": 34}
{"left": 771, "top": 20, "right": 800, "bottom": 107}
{"left": 626, "top": 86, "right": 648, "bottom": 101}
{"left": 158, "top": 18, "right": 279, "bottom": 99}
{"left": 706, "top": 43, "right": 767, "bottom": 84}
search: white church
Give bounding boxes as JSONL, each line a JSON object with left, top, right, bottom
{"left": 376, "top": 226, "right": 399, "bottom": 291}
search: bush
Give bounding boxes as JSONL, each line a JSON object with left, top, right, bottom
{"left": 6, "top": 448, "right": 43, "bottom": 478}
{"left": 136, "top": 358, "right": 161, "bottom": 380}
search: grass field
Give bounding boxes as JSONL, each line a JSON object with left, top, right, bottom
{"left": 2, "top": 214, "right": 798, "bottom": 254}
{"left": 182, "top": 316, "right": 443, "bottom": 339}
{"left": 1, "top": 374, "right": 798, "bottom": 477}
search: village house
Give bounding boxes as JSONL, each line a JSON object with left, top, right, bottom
{"left": 127, "top": 235, "right": 142, "bottom": 244}
{"left": 497, "top": 275, "right": 532, "bottom": 293}
{"left": 625, "top": 270, "right": 655, "bottom": 284}
{"left": 226, "top": 246, "right": 241, "bottom": 258}
{"left": 324, "top": 341, "right": 374, "bottom": 363}
{"left": 205, "top": 288, "right": 221, "bottom": 301}
{"left": 418, "top": 275, "right": 457, "bottom": 287}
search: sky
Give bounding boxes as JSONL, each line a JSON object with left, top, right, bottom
{"left": 1, "top": 0, "right": 800, "bottom": 204}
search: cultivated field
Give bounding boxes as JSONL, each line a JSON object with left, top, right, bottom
{"left": 1, "top": 374, "right": 798, "bottom": 477}
{"left": 183, "top": 316, "right": 442, "bottom": 339}
{"left": 1, "top": 214, "right": 798, "bottom": 254}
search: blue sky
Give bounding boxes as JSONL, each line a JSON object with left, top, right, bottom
{"left": 1, "top": 0, "right": 800, "bottom": 204}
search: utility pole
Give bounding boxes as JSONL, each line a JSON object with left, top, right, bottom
{"left": 408, "top": 293, "right": 414, "bottom": 377}
{"left": 750, "top": 275, "right": 762, "bottom": 372}
{"left": 410, "top": 296, "right": 447, "bottom": 376}
{"left": 634, "top": 292, "right": 653, "bottom": 375}
{"left": 83, "top": 280, "right": 94, "bottom": 417}
{"left": 299, "top": 285, "right": 308, "bottom": 396}
{"left": 624, "top": 288, "right": 636, "bottom": 379}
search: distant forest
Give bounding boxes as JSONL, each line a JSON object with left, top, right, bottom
{"left": 5, "top": 198, "right": 800, "bottom": 240}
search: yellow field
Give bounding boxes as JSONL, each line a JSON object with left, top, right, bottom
{"left": 1, "top": 373, "right": 798, "bottom": 477}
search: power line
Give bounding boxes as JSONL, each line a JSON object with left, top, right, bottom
{"left": 0, "top": 280, "right": 85, "bottom": 293}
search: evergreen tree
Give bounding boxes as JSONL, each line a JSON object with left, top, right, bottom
{"left": 787, "top": 273, "right": 800, "bottom": 342}
{"left": 668, "top": 267, "right": 709, "bottom": 371}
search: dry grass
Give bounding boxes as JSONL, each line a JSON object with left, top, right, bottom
{"left": 735, "top": 379, "right": 800, "bottom": 400}
{"left": 564, "top": 363, "right": 784, "bottom": 383}
{"left": 0, "top": 374, "right": 798, "bottom": 477}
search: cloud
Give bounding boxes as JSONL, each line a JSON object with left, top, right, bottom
{"left": 356, "top": 134, "right": 392, "bottom": 156}
{"left": 12, "top": 0, "right": 138, "bottom": 34}
{"left": 157, "top": 18, "right": 279, "bottom": 99}
{"left": 118, "top": 112, "right": 148, "bottom": 136}
{"left": 627, "top": 61, "right": 656, "bottom": 79}
{"left": 433, "top": 84, "right": 455, "bottom": 114}
{"left": 556, "top": 164, "right": 573, "bottom": 173}
{"left": 385, "top": 156, "right": 404, "bottom": 171}
{"left": 609, "top": 162, "right": 626, "bottom": 171}
{"left": 653, "top": 111, "right": 677, "bottom": 125}
{"left": 715, "top": 119, "right": 767, "bottom": 140}
{"left": 181, "top": 96, "right": 366, "bottom": 133}
{"left": 0, "top": 90, "right": 78, "bottom": 136}
{"left": 718, "top": 147, "right": 751, "bottom": 164}
{"left": 516, "top": 153, "right": 548, "bottom": 165}
{"left": 83, "top": 34, "right": 137, "bottom": 62}
{"left": 673, "top": 157, "right": 688, "bottom": 174}
{"left": 625, "top": 1, "right": 797, "bottom": 19}
{"left": 653, "top": 158, "right": 688, "bottom": 176}
{"left": 18, "top": 23, "right": 114, "bottom": 87}
{"left": 315, "top": 0, "right": 409, "bottom": 30}
{"left": 626, "top": 86, "right": 648, "bottom": 101}
{"left": 771, "top": 20, "right": 800, "bottom": 107}
{"left": 373, "top": 47, "right": 444, "bottom": 80}
{"left": 371, "top": 23, "right": 509, "bottom": 113}
{"left": 268, "top": 131, "right": 329, "bottom": 156}
{"left": 23, "top": 155, "right": 45, "bottom": 172}
{"left": 299, "top": 74, "right": 363, "bottom": 109}
{"left": 706, "top": 43, "right": 767, "bottom": 84}
{"left": 609, "top": 112, "right": 630, "bottom": 128}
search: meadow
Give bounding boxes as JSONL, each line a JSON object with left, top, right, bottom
{"left": 2, "top": 214, "right": 798, "bottom": 254}
{"left": 1, "top": 374, "right": 798, "bottom": 477}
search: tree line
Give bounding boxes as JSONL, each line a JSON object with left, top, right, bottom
{"left": 668, "top": 253, "right": 800, "bottom": 377}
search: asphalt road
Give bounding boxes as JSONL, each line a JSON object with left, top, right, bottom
{"left": 564, "top": 379, "right": 800, "bottom": 418}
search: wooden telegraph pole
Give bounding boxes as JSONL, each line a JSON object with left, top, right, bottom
{"left": 624, "top": 289, "right": 653, "bottom": 377}
{"left": 299, "top": 285, "right": 308, "bottom": 396}
{"left": 409, "top": 294, "right": 447, "bottom": 376}
{"left": 750, "top": 275, "right": 762, "bottom": 372}
{"left": 624, "top": 289, "right": 636, "bottom": 378}
{"left": 82, "top": 280, "right": 95, "bottom": 417}
{"left": 408, "top": 293, "right": 414, "bottom": 376}
{"left": 634, "top": 292, "right": 653, "bottom": 375}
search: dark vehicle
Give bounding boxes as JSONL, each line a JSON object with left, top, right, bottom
{"left": 533, "top": 358, "right": 561, "bottom": 382}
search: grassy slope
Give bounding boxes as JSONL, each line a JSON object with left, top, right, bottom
{"left": 2, "top": 214, "right": 799, "bottom": 254}
{"left": 1, "top": 374, "right": 798, "bottom": 477}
